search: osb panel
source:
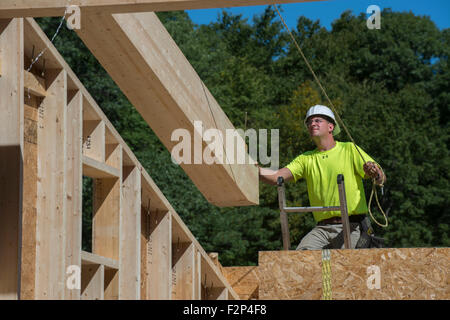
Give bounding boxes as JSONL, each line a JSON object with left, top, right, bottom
{"left": 259, "top": 251, "right": 323, "bottom": 300}
{"left": 258, "top": 248, "right": 449, "bottom": 300}
{"left": 331, "top": 248, "right": 449, "bottom": 300}
{"left": 20, "top": 102, "right": 39, "bottom": 299}
{"left": 222, "top": 266, "right": 260, "bottom": 300}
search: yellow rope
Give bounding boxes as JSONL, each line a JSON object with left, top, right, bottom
{"left": 274, "top": 5, "right": 388, "bottom": 228}
{"left": 368, "top": 166, "right": 389, "bottom": 228}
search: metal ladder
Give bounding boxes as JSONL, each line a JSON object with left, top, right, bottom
{"left": 277, "top": 174, "right": 352, "bottom": 250}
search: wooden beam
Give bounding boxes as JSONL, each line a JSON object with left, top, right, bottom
{"left": 82, "top": 155, "right": 120, "bottom": 179}
{"left": 65, "top": 90, "right": 83, "bottom": 300}
{"left": 0, "top": 1, "right": 325, "bottom": 18}
{"left": 143, "top": 210, "right": 172, "bottom": 299}
{"left": 81, "top": 251, "right": 119, "bottom": 270}
{"left": 119, "top": 165, "right": 141, "bottom": 300}
{"left": 92, "top": 172, "right": 121, "bottom": 300}
{"left": 92, "top": 179, "right": 121, "bottom": 261}
{"left": 35, "top": 68, "right": 67, "bottom": 299}
{"left": 76, "top": 11, "right": 258, "bottom": 207}
{"left": 172, "top": 242, "right": 195, "bottom": 299}
{"left": 0, "top": 18, "right": 24, "bottom": 301}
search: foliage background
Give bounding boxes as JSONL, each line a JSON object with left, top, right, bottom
{"left": 37, "top": 6, "right": 449, "bottom": 266}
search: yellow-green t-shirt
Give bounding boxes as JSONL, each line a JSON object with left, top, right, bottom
{"left": 285, "top": 141, "right": 376, "bottom": 222}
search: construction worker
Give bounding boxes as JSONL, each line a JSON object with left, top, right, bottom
{"left": 259, "top": 105, "right": 386, "bottom": 250}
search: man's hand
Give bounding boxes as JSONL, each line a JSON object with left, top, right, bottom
{"left": 259, "top": 167, "right": 293, "bottom": 185}
{"left": 363, "top": 162, "right": 385, "bottom": 185}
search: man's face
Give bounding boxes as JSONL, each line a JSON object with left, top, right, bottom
{"left": 306, "top": 116, "right": 334, "bottom": 137}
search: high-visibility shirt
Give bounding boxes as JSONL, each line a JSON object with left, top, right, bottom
{"left": 286, "top": 141, "right": 376, "bottom": 222}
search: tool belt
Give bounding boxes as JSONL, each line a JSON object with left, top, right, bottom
{"left": 317, "top": 214, "right": 366, "bottom": 226}
{"left": 356, "top": 215, "right": 385, "bottom": 248}
{"left": 318, "top": 214, "right": 385, "bottom": 248}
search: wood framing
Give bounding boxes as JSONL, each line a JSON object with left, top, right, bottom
{"left": 3, "top": 17, "right": 239, "bottom": 300}
{"left": 0, "top": 18, "right": 24, "bottom": 300}
{"left": 146, "top": 210, "right": 172, "bottom": 299}
{"left": 35, "top": 68, "right": 67, "bottom": 299}
{"left": 76, "top": 11, "right": 258, "bottom": 207}
{"left": 120, "top": 165, "right": 141, "bottom": 299}
{"left": 65, "top": 90, "right": 83, "bottom": 300}
{"left": 172, "top": 242, "right": 195, "bottom": 299}
{"left": 0, "top": 1, "right": 325, "bottom": 18}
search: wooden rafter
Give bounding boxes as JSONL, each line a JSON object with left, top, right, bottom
{"left": 0, "top": 0, "right": 325, "bottom": 18}
{"left": 75, "top": 11, "right": 259, "bottom": 207}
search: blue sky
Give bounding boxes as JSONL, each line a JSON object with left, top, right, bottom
{"left": 186, "top": 0, "right": 450, "bottom": 30}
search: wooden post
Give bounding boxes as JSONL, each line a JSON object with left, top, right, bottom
{"left": 143, "top": 209, "right": 171, "bottom": 299}
{"left": 194, "top": 249, "right": 202, "bottom": 300}
{"left": 92, "top": 172, "right": 121, "bottom": 299}
{"left": 65, "top": 90, "right": 83, "bottom": 300}
{"left": 35, "top": 68, "right": 67, "bottom": 299}
{"left": 120, "top": 165, "right": 141, "bottom": 299}
{"left": 0, "top": 17, "right": 24, "bottom": 300}
{"left": 172, "top": 242, "right": 195, "bottom": 300}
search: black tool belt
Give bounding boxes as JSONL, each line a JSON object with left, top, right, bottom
{"left": 356, "top": 215, "right": 385, "bottom": 248}
{"left": 318, "top": 214, "right": 366, "bottom": 225}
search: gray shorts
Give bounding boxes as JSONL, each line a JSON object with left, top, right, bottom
{"left": 296, "top": 222, "right": 361, "bottom": 250}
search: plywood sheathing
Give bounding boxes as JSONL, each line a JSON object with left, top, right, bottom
{"left": 258, "top": 248, "right": 450, "bottom": 300}
{"left": 76, "top": 11, "right": 258, "bottom": 207}
{"left": 222, "top": 266, "right": 260, "bottom": 300}
{"left": 21, "top": 97, "right": 39, "bottom": 300}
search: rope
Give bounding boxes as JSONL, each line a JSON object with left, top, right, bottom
{"left": 274, "top": 5, "right": 388, "bottom": 228}
{"left": 200, "top": 81, "right": 238, "bottom": 184}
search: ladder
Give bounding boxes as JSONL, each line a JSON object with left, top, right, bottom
{"left": 277, "top": 174, "right": 352, "bottom": 250}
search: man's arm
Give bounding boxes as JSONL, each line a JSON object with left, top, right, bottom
{"left": 259, "top": 167, "right": 294, "bottom": 186}
{"left": 363, "top": 161, "right": 386, "bottom": 185}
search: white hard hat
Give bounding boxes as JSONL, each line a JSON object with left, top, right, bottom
{"left": 304, "top": 105, "right": 341, "bottom": 136}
